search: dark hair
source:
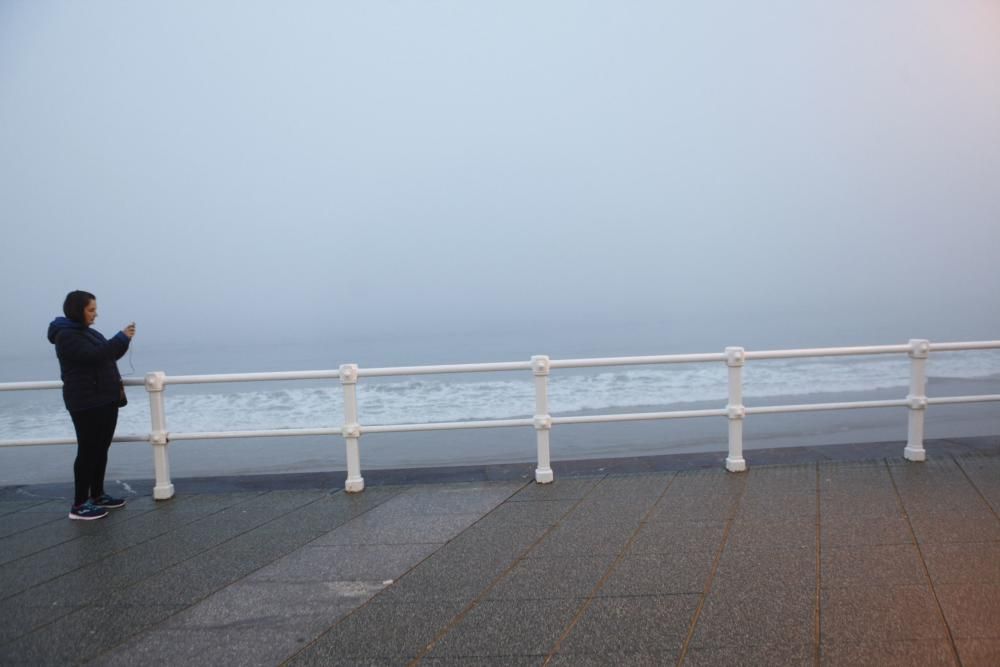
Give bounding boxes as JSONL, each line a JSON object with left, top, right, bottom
{"left": 63, "top": 290, "right": 96, "bottom": 323}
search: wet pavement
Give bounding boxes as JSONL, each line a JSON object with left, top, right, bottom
{"left": 1, "top": 437, "right": 998, "bottom": 666}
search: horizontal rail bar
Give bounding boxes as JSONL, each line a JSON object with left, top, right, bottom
{"left": 551, "top": 409, "right": 728, "bottom": 424}
{"left": 550, "top": 353, "right": 726, "bottom": 369}
{"left": 0, "top": 381, "right": 62, "bottom": 391}
{"left": 4, "top": 339, "right": 997, "bottom": 390}
{"left": 927, "top": 394, "right": 1000, "bottom": 405}
{"left": 358, "top": 361, "right": 531, "bottom": 377}
{"left": 746, "top": 399, "right": 910, "bottom": 415}
{"left": 362, "top": 418, "right": 534, "bottom": 433}
{"left": 929, "top": 341, "right": 1000, "bottom": 352}
{"left": 165, "top": 370, "right": 342, "bottom": 385}
{"left": 168, "top": 428, "right": 343, "bottom": 441}
{"left": 745, "top": 345, "right": 910, "bottom": 360}
{"left": 0, "top": 433, "right": 150, "bottom": 448}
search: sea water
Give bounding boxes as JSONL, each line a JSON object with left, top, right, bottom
{"left": 2, "top": 336, "right": 999, "bottom": 442}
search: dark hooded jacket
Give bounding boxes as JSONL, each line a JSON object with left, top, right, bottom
{"left": 47, "top": 317, "right": 131, "bottom": 412}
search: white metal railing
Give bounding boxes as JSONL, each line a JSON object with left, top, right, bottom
{"left": 2, "top": 339, "right": 999, "bottom": 499}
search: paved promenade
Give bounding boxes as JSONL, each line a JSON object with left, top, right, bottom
{"left": 1, "top": 437, "right": 998, "bottom": 666}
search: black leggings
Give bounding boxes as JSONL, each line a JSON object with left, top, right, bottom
{"left": 69, "top": 403, "right": 119, "bottom": 505}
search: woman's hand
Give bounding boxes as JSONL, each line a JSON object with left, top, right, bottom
{"left": 122, "top": 322, "right": 136, "bottom": 339}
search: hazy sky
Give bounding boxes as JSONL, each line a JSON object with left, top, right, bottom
{"left": 2, "top": 1, "right": 999, "bottom": 360}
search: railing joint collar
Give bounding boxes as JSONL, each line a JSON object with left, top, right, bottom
{"left": 339, "top": 364, "right": 359, "bottom": 385}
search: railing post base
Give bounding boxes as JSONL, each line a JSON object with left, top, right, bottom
{"left": 153, "top": 483, "right": 175, "bottom": 500}
{"left": 534, "top": 467, "right": 554, "bottom": 484}
{"left": 725, "top": 457, "right": 747, "bottom": 473}
{"left": 903, "top": 446, "right": 926, "bottom": 462}
{"left": 344, "top": 477, "right": 365, "bottom": 493}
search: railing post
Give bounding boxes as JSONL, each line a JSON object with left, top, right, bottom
{"left": 339, "top": 364, "right": 365, "bottom": 492}
{"left": 725, "top": 347, "right": 747, "bottom": 472}
{"left": 532, "top": 355, "right": 554, "bottom": 483}
{"left": 904, "top": 339, "right": 930, "bottom": 462}
{"left": 144, "top": 371, "right": 175, "bottom": 500}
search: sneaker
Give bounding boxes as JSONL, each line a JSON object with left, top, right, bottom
{"left": 69, "top": 500, "right": 109, "bottom": 521}
{"left": 91, "top": 494, "right": 127, "bottom": 509}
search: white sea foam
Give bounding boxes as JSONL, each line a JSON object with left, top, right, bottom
{"left": 2, "top": 351, "right": 998, "bottom": 440}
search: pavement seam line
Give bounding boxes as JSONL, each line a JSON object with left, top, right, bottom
{"left": 540, "top": 472, "right": 679, "bottom": 665}
{"left": 674, "top": 469, "right": 749, "bottom": 666}
{"left": 404, "top": 477, "right": 611, "bottom": 665}
{"left": 814, "top": 462, "right": 821, "bottom": 667}
{"left": 884, "top": 459, "right": 961, "bottom": 665}
{"left": 952, "top": 453, "right": 1000, "bottom": 522}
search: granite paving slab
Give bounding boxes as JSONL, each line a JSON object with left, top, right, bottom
{"left": 473, "top": 499, "right": 576, "bottom": 527}
{"left": 956, "top": 456, "right": 1000, "bottom": 510}
{"left": 627, "top": 519, "right": 727, "bottom": 554}
{"left": 557, "top": 594, "right": 698, "bottom": 655}
{"left": 285, "top": 598, "right": 467, "bottom": 663}
{"left": 726, "top": 513, "right": 816, "bottom": 550}
{"left": 390, "top": 481, "right": 524, "bottom": 515}
{"left": 0, "top": 536, "right": 112, "bottom": 603}
{"left": 935, "top": 583, "right": 1000, "bottom": 639}
{"left": 820, "top": 585, "right": 949, "bottom": 644}
{"left": 711, "top": 546, "right": 816, "bottom": 594}
{"left": 433, "top": 523, "right": 550, "bottom": 563}
{"left": 647, "top": 493, "right": 738, "bottom": 522}
{"left": 427, "top": 598, "right": 582, "bottom": 657}
{"left": 819, "top": 640, "right": 957, "bottom": 666}
{"left": 0, "top": 500, "right": 52, "bottom": 515}
{"left": 0, "top": 510, "right": 66, "bottom": 539}
{"left": 530, "top": 520, "right": 636, "bottom": 557}
{"left": 737, "top": 492, "right": 818, "bottom": 518}
{"left": 0, "top": 603, "right": 80, "bottom": 647}
{"left": 548, "top": 652, "right": 673, "bottom": 666}
{"left": 421, "top": 657, "right": 544, "bottom": 666}
{"left": 249, "top": 543, "right": 440, "bottom": 582}
{"left": 95, "top": 625, "right": 329, "bottom": 667}
{"left": 907, "top": 509, "right": 1000, "bottom": 544}
{"left": 374, "top": 551, "right": 506, "bottom": 604}
{"left": 168, "top": 580, "right": 382, "bottom": 629}
{"left": 690, "top": 587, "right": 816, "bottom": 647}
{"left": 920, "top": 541, "right": 1000, "bottom": 584}
{"left": 486, "top": 554, "right": 615, "bottom": 600}
{"left": 0, "top": 603, "right": 183, "bottom": 666}
{"left": 683, "top": 642, "right": 814, "bottom": 666}
{"left": 597, "top": 551, "right": 714, "bottom": 597}
{"left": 820, "top": 544, "right": 927, "bottom": 588}
{"left": 310, "top": 509, "right": 483, "bottom": 545}
{"left": 664, "top": 468, "right": 746, "bottom": 496}
{"left": 820, "top": 494, "right": 905, "bottom": 518}
{"left": 508, "top": 477, "right": 600, "bottom": 501}
{"left": 954, "top": 638, "right": 1000, "bottom": 667}
{"left": 819, "top": 513, "right": 913, "bottom": 546}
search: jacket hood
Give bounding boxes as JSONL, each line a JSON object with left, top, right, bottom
{"left": 47, "top": 316, "right": 84, "bottom": 344}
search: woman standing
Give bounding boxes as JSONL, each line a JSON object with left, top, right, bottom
{"left": 48, "top": 290, "right": 135, "bottom": 520}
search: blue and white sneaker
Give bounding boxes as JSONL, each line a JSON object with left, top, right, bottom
{"left": 69, "top": 500, "right": 109, "bottom": 521}
{"left": 91, "top": 494, "right": 127, "bottom": 509}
